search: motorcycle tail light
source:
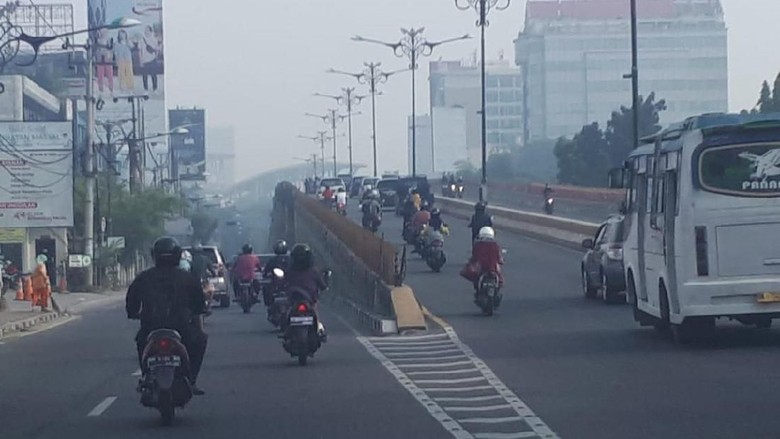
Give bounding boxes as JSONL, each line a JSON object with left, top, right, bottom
{"left": 157, "top": 338, "right": 171, "bottom": 351}
{"left": 297, "top": 303, "right": 308, "bottom": 313}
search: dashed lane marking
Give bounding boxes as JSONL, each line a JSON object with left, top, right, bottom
{"left": 87, "top": 396, "right": 117, "bottom": 417}
{"left": 360, "top": 327, "right": 559, "bottom": 439}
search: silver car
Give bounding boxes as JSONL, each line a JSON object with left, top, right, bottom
{"left": 581, "top": 215, "right": 627, "bottom": 304}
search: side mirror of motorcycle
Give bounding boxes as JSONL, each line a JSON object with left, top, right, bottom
{"left": 322, "top": 269, "right": 333, "bottom": 283}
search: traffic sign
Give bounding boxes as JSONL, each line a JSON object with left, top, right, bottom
{"left": 107, "top": 236, "right": 126, "bottom": 249}
{"left": 68, "top": 254, "right": 92, "bottom": 268}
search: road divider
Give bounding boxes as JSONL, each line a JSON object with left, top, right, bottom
{"left": 436, "top": 197, "right": 601, "bottom": 250}
{"left": 270, "top": 182, "right": 427, "bottom": 334}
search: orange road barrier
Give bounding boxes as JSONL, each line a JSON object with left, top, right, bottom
{"left": 14, "top": 280, "right": 24, "bottom": 301}
{"left": 22, "top": 276, "right": 32, "bottom": 301}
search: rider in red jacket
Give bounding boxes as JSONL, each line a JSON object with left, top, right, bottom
{"left": 465, "top": 227, "right": 504, "bottom": 288}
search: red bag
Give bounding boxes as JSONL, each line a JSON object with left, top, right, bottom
{"left": 460, "top": 261, "right": 481, "bottom": 283}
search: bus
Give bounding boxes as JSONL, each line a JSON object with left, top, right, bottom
{"left": 612, "top": 113, "right": 780, "bottom": 342}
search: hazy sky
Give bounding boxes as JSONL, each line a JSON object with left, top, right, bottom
{"left": 52, "top": 0, "right": 780, "bottom": 180}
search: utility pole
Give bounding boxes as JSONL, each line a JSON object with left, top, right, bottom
{"left": 305, "top": 111, "right": 345, "bottom": 176}
{"left": 83, "top": 41, "right": 95, "bottom": 287}
{"left": 114, "top": 95, "right": 149, "bottom": 192}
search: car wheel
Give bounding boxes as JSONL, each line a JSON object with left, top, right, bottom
{"left": 582, "top": 268, "right": 597, "bottom": 299}
{"left": 600, "top": 272, "right": 613, "bottom": 304}
{"left": 655, "top": 286, "right": 671, "bottom": 334}
{"left": 219, "top": 295, "right": 230, "bottom": 308}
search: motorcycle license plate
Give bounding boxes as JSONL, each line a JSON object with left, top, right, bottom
{"left": 274, "top": 296, "right": 288, "bottom": 303}
{"left": 289, "top": 316, "right": 314, "bottom": 326}
{"left": 147, "top": 355, "right": 181, "bottom": 368}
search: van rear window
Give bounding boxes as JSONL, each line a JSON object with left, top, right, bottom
{"left": 698, "top": 143, "right": 780, "bottom": 197}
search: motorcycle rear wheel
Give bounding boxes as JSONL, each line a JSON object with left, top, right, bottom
{"left": 159, "top": 390, "right": 175, "bottom": 426}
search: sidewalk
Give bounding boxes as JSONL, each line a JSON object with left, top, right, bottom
{"left": 0, "top": 291, "right": 124, "bottom": 338}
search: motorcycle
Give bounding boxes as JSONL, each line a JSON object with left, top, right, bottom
{"left": 265, "top": 268, "right": 290, "bottom": 329}
{"left": 362, "top": 212, "right": 382, "bottom": 233}
{"left": 201, "top": 279, "right": 215, "bottom": 319}
{"left": 424, "top": 229, "right": 447, "bottom": 272}
{"left": 281, "top": 270, "right": 331, "bottom": 366}
{"left": 137, "top": 329, "right": 194, "bottom": 425}
{"left": 544, "top": 197, "right": 555, "bottom": 215}
{"left": 475, "top": 272, "right": 503, "bottom": 316}
{"left": 456, "top": 184, "right": 465, "bottom": 199}
{"left": 236, "top": 279, "right": 257, "bottom": 314}
{"left": 336, "top": 201, "right": 347, "bottom": 216}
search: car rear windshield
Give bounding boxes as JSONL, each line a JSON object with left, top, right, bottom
{"left": 698, "top": 142, "right": 780, "bottom": 197}
{"left": 320, "top": 178, "right": 343, "bottom": 187}
{"left": 607, "top": 221, "right": 625, "bottom": 243}
{"left": 192, "top": 249, "right": 219, "bottom": 265}
{"left": 377, "top": 180, "right": 396, "bottom": 189}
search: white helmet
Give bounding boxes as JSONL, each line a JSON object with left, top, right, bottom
{"left": 478, "top": 226, "right": 495, "bottom": 241}
{"left": 181, "top": 250, "right": 193, "bottom": 262}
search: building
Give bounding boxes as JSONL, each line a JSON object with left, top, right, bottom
{"left": 206, "top": 125, "right": 236, "bottom": 189}
{"left": 407, "top": 107, "right": 469, "bottom": 176}
{"left": 515, "top": 0, "right": 728, "bottom": 140}
{"left": 0, "top": 75, "right": 72, "bottom": 284}
{"left": 429, "top": 58, "right": 526, "bottom": 166}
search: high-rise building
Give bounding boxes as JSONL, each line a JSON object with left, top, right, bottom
{"left": 429, "top": 58, "right": 526, "bottom": 166}
{"left": 406, "top": 108, "right": 469, "bottom": 176}
{"left": 515, "top": 0, "right": 728, "bottom": 140}
{"left": 206, "top": 126, "right": 236, "bottom": 189}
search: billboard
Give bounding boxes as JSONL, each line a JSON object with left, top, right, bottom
{"left": 88, "top": 0, "right": 166, "bottom": 153}
{"left": 0, "top": 122, "right": 74, "bottom": 228}
{"left": 170, "top": 109, "right": 206, "bottom": 179}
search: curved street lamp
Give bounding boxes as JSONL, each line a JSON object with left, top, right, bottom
{"left": 455, "top": 0, "right": 510, "bottom": 202}
{"left": 315, "top": 88, "right": 365, "bottom": 176}
{"left": 328, "top": 63, "right": 406, "bottom": 177}
{"left": 305, "top": 110, "right": 347, "bottom": 176}
{"left": 353, "top": 29, "right": 470, "bottom": 176}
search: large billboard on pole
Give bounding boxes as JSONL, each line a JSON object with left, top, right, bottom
{"left": 0, "top": 122, "right": 74, "bottom": 228}
{"left": 87, "top": 0, "right": 166, "bottom": 150}
{"left": 169, "top": 108, "right": 206, "bottom": 179}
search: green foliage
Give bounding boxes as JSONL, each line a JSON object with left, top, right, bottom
{"left": 554, "top": 123, "right": 611, "bottom": 187}
{"left": 189, "top": 210, "right": 218, "bottom": 245}
{"left": 453, "top": 160, "right": 478, "bottom": 178}
{"left": 486, "top": 152, "right": 515, "bottom": 179}
{"left": 604, "top": 92, "right": 666, "bottom": 167}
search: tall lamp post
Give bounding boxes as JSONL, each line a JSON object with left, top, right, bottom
{"left": 455, "top": 0, "right": 510, "bottom": 202}
{"left": 298, "top": 131, "right": 331, "bottom": 177}
{"left": 327, "top": 63, "right": 406, "bottom": 177}
{"left": 623, "top": 0, "right": 640, "bottom": 151}
{"left": 305, "top": 110, "right": 346, "bottom": 176}
{"left": 352, "top": 29, "right": 470, "bottom": 176}
{"left": 314, "top": 89, "right": 365, "bottom": 176}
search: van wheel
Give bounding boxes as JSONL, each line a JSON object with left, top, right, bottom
{"left": 655, "top": 286, "right": 671, "bottom": 334}
{"left": 581, "top": 268, "right": 597, "bottom": 299}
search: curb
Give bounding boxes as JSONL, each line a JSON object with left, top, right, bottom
{"left": 0, "top": 311, "right": 59, "bottom": 338}
{"left": 324, "top": 293, "right": 397, "bottom": 335}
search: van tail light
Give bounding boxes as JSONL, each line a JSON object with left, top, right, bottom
{"left": 606, "top": 246, "right": 623, "bottom": 261}
{"left": 695, "top": 226, "right": 709, "bottom": 276}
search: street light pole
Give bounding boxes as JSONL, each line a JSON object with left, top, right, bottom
{"left": 305, "top": 110, "right": 346, "bottom": 176}
{"left": 630, "top": 0, "right": 640, "bottom": 150}
{"left": 298, "top": 130, "right": 332, "bottom": 177}
{"left": 353, "top": 29, "right": 470, "bottom": 177}
{"left": 328, "top": 63, "right": 405, "bottom": 177}
{"left": 456, "top": 0, "right": 510, "bottom": 202}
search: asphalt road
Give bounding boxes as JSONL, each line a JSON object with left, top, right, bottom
{"left": 348, "top": 202, "right": 780, "bottom": 439}
{"left": 0, "top": 299, "right": 450, "bottom": 439}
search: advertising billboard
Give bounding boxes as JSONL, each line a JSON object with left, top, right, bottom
{"left": 88, "top": 0, "right": 166, "bottom": 152}
{"left": 0, "top": 122, "right": 74, "bottom": 228}
{"left": 170, "top": 108, "right": 206, "bottom": 179}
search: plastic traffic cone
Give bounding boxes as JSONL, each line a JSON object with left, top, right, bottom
{"left": 14, "top": 281, "right": 23, "bottom": 301}
{"left": 22, "top": 276, "right": 32, "bottom": 301}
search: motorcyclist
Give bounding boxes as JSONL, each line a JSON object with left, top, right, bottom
{"left": 232, "top": 244, "right": 261, "bottom": 298}
{"left": 283, "top": 244, "right": 329, "bottom": 340}
{"left": 335, "top": 187, "right": 348, "bottom": 211}
{"left": 190, "top": 245, "right": 215, "bottom": 281}
{"left": 362, "top": 190, "right": 382, "bottom": 227}
{"left": 411, "top": 188, "right": 422, "bottom": 211}
{"left": 261, "top": 240, "right": 290, "bottom": 306}
{"left": 465, "top": 226, "right": 505, "bottom": 290}
{"left": 429, "top": 207, "right": 445, "bottom": 232}
{"left": 410, "top": 203, "right": 432, "bottom": 253}
{"left": 543, "top": 183, "right": 554, "bottom": 199}
{"left": 468, "top": 201, "right": 494, "bottom": 243}
{"left": 401, "top": 194, "right": 418, "bottom": 235}
{"left": 321, "top": 185, "right": 334, "bottom": 203}
{"left": 126, "top": 237, "right": 208, "bottom": 395}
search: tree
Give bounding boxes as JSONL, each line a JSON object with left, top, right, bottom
{"left": 453, "top": 160, "right": 478, "bottom": 178}
{"left": 189, "top": 210, "right": 218, "bottom": 245}
{"left": 604, "top": 92, "right": 667, "bottom": 167}
{"left": 486, "top": 152, "right": 515, "bottom": 179}
{"left": 758, "top": 80, "right": 774, "bottom": 114}
{"left": 554, "top": 122, "right": 611, "bottom": 187}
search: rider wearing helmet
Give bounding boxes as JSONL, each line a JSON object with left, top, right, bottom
{"left": 361, "top": 190, "right": 382, "bottom": 228}
{"left": 261, "top": 240, "right": 290, "bottom": 306}
{"left": 190, "top": 244, "right": 215, "bottom": 282}
{"left": 468, "top": 201, "right": 493, "bottom": 242}
{"left": 126, "top": 237, "right": 208, "bottom": 395}
{"left": 232, "top": 243, "right": 261, "bottom": 297}
{"left": 429, "top": 207, "right": 445, "bottom": 232}
{"left": 179, "top": 250, "right": 193, "bottom": 272}
{"left": 464, "top": 227, "right": 505, "bottom": 289}
{"left": 284, "top": 244, "right": 329, "bottom": 339}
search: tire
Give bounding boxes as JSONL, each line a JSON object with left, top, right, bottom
{"left": 241, "top": 291, "right": 251, "bottom": 314}
{"left": 219, "top": 295, "right": 230, "bottom": 308}
{"left": 298, "top": 355, "right": 308, "bottom": 366}
{"left": 159, "top": 390, "right": 175, "bottom": 426}
{"left": 655, "top": 286, "right": 671, "bottom": 333}
{"left": 601, "top": 273, "right": 620, "bottom": 304}
{"left": 582, "top": 268, "right": 597, "bottom": 299}
{"left": 481, "top": 290, "right": 494, "bottom": 316}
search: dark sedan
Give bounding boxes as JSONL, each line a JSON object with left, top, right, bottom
{"left": 581, "top": 215, "right": 626, "bottom": 304}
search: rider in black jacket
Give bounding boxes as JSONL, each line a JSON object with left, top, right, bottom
{"left": 126, "top": 237, "right": 208, "bottom": 395}
{"left": 468, "top": 202, "right": 494, "bottom": 242}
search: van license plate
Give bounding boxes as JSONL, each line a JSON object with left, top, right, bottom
{"left": 758, "top": 293, "right": 780, "bottom": 303}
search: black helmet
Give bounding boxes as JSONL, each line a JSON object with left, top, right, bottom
{"left": 151, "top": 236, "right": 182, "bottom": 268}
{"left": 475, "top": 201, "right": 487, "bottom": 213}
{"left": 242, "top": 243, "right": 253, "bottom": 254}
{"left": 421, "top": 201, "right": 430, "bottom": 211}
{"left": 290, "top": 243, "right": 313, "bottom": 271}
{"left": 273, "top": 240, "right": 288, "bottom": 255}
{"left": 431, "top": 207, "right": 441, "bottom": 216}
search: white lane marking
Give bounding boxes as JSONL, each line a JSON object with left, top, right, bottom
{"left": 393, "top": 354, "right": 468, "bottom": 362}
{"left": 378, "top": 345, "right": 458, "bottom": 352}
{"left": 475, "top": 433, "right": 539, "bottom": 439}
{"left": 415, "top": 376, "right": 487, "bottom": 385}
{"left": 367, "top": 333, "right": 449, "bottom": 342}
{"left": 385, "top": 348, "right": 463, "bottom": 357}
{"left": 131, "top": 368, "right": 142, "bottom": 377}
{"left": 407, "top": 369, "right": 481, "bottom": 376}
{"left": 399, "top": 360, "right": 474, "bottom": 369}
{"left": 87, "top": 396, "right": 118, "bottom": 417}
{"left": 372, "top": 339, "right": 456, "bottom": 347}
{"left": 421, "top": 385, "right": 495, "bottom": 393}
{"left": 435, "top": 395, "right": 504, "bottom": 403}
{"left": 444, "top": 404, "right": 514, "bottom": 412}
{"left": 357, "top": 337, "right": 473, "bottom": 439}
{"left": 459, "top": 416, "right": 525, "bottom": 424}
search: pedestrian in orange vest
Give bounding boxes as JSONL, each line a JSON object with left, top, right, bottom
{"left": 31, "top": 262, "right": 51, "bottom": 312}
